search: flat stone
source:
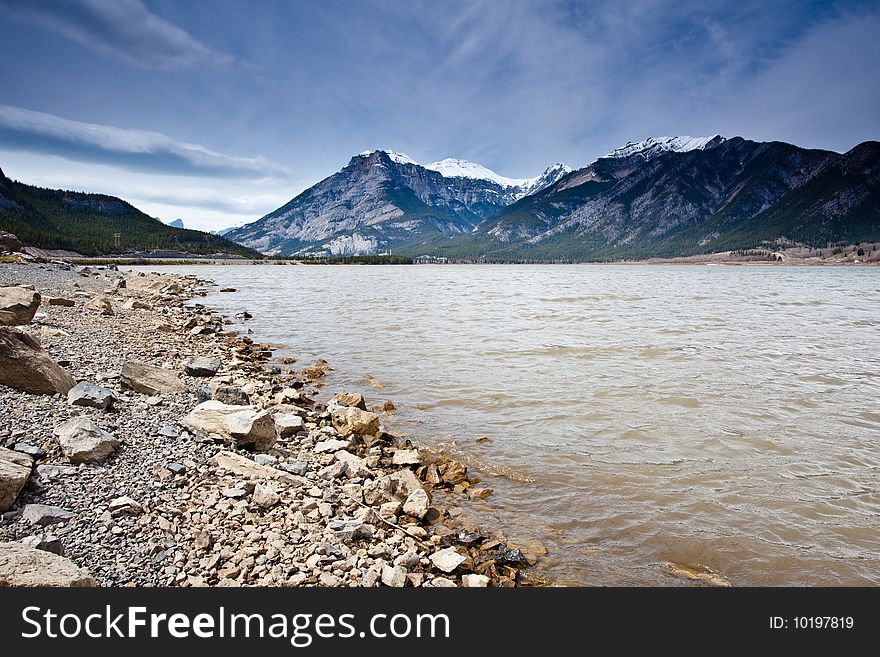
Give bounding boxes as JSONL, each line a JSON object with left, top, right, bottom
{"left": 120, "top": 361, "right": 185, "bottom": 396}
{"left": 328, "top": 519, "right": 373, "bottom": 542}
{"left": 253, "top": 453, "right": 276, "bottom": 466}
{"left": 280, "top": 461, "right": 308, "bottom": 476}
{"left": 47, "top": 298, "right": 75, "bottom": 307}
{"left": 13, "top": 442, "right": 46, "bottom": 458}
{"left": 0, "top": 447, "right": 32, "bottom": 512}
{"left": 53, "top": 416, "right": 119, "bottom": 464}
{"left": 157, "top": 425, "right": 179, "bottom": 438}
{"left": 67, "top": 380, "right": 117, "bottom": 410}
{"left": 221, "top": 487, "right": 247, "bottom": 499}
{"left": 165, "top": 462, "right": 186, "bottom": 475}
{"left": 391, "top": 449, "right": 420, "bottom": 466}
{"left": 35, "top": 464, "right": 77, "bottom": 480}
{"left": 209, "top": 451, "right": 301, "bottom": 485}
{"left": 183, "top": 356, "right": 221, "bottom": 377}
{"left": 0, "top": 542, "right": 94, "bottom": 587}
{"left": 429, "top": 547, "right": 467, "bottom": 573}
{"left": 108, "top": 496, "right": 143, "bottom": 516}
{"left": 22, "top": 504, "right": 74, "bottom": 527}
{"left": 314, "top": 438, "right": 350, "bottom": 454}
{"left": 428, "top": 576, "right": 457, "bottom": 588}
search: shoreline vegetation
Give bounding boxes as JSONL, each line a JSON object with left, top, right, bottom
{"left": 0, "top": 261, "right": 544, "bottom": 587}
{"left": 3, "top": 242, "right": 879, "bottom": 267}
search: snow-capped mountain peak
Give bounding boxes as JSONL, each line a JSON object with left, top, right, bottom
{"left": 423, "top": 158, "right": 530, "bottom": 188}
{"left": 605, "top": 135, "right": 724, "bottom": 159}
{"left": 358, "top": 149, "right": 417, "bottom": 165}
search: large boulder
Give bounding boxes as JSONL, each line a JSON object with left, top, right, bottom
{"left": 0, "top": 285, "right": 41, "bottom": 326}
{"left": 0, "top": 328, "right": 75, "bottom": 394}
{"left": 0, "top": 542, "right": 94, "bottom": 587}
{"left": 67, "top": 380, "right": 117, "bottom": 410}
{"left": 0, "top": 447, "right": 32, "bottom": 511}
{"left": 0, "top": 231, "right": 22, "bottom": 253}
{"left": 53, "top": 416, "right": 119, "bottom": 463}
{"left": 120, "top": 361, "right": 186, "bottom": 395}
{"left": 330, "top": 403, "right": 380, "bottom": 437}
{"left": 182, "top": 401, "right": 276, "bottom": 451}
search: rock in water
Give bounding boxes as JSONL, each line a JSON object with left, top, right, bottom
{"left": 332, "top": 391, "right": 367, "bottom": 410}
{"left": 0, "top": 328, "right": 75, "bottom": 394}
{"left": 67, "top": 381, "right": 117, "bottom": 410}
{"left": 183, "top": 356, "right": 221, "bottom": 377}
{"left": 120, "top": 361, "right": 186, "bottom": 395}
{"left": 84, "top": 295, "right": 113, "bottom": 316}
{"left": 0, "top": 447, "right": 32, "bottom": 512}
{"left": 0, "top": 542, "right": 94, "bottom": 587}
{"left": 329, "top": 403, "right": 380, "bottom": 437}
{"left": 181, "top": 401, "right": 276, "bottom": 451}
{"left": 53, "top": 416, "right": 120, "bottom": 463}
{"left": 0, "top": 285, "right": 41, "bottom": 326}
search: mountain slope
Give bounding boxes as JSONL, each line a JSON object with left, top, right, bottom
{"left": 226, "top": 151, "right": 570, "bottom": 256}
{"left": 0, "top": 166, "right": 257, "bottom": 257}
{"left": 427, "top": 137, "right": 879, "bottom": 261}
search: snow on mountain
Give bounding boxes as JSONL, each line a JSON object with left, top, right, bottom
{"left": 423, "top": 158, "right": 530, "bottom": 188}
{"left": 517, "top": 163, "right": 573, "bottom": 198}
{"left": 358, "top": 149, "right": 417, "bottom": 165}
{"left": 605, "top": 135, "right": 724, "bottom": 159}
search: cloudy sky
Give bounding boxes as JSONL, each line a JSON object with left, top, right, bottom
{"left": 0, "top": 0, "right": 878, "bottom": 231}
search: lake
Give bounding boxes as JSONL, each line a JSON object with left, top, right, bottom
{"left": 141, "top": 263, "right": 880, "bottom": 585}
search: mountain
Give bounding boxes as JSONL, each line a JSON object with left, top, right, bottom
{"left": 425, "top": 136, "right": 880, "bottom": 261}
{"left": 225, "top": 151, "right": 570, "bottom": 256}
{"left": 0, "top": 166, "right": 258, "bottom": 258}
{"left": 165, "top": 218, "right": 185, "bottom": 229}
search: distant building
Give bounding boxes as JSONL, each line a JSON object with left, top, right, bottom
{"left": 413, "top": 255, "right": 449, "bottom": 264}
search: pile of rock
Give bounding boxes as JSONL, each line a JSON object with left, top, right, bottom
{"left": 0, "top": 263, "right": 540, "bottom": 587}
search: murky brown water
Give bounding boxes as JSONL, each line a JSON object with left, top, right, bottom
{"left": 142, "top": 263, "right": 880, "bottom": 585}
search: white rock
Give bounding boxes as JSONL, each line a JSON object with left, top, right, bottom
{"left": 53, "top": 417, "right": 119, "bottom": 464}
{"left": 381, "top": 565, "right": 408, "bottom": 587}
{"left": 462, "top": 574, "right": 490, "bottom": 587}
{"left": 314, "top": 438, "right": 350, "bottom": 454}
{"left": 181, "top": 401, "right": 276, "bottom": 451}
{"left": 402, "top": 488, "right": 430, "bottom": 519}
{"left": 252, "top": 484, "right": 280, "bottom": 509}
{"left": 392, "top": 449, "right": 420, "bottom": 465}
{"left": 274, "top": 413, "right": 305, "bottom": 438}
{"left": 429, "top": 547, "right": 466, "bottom": 573}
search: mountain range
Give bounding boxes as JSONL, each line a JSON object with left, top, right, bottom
{"left": 225, "top": 151, "right": 571, "bottom": 256}
{"left": 227, "top": 136, "right": 879, "bottom": 260}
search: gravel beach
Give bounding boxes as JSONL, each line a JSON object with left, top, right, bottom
{"left": 0, "top": 262, "right": 541, "bottom": 587}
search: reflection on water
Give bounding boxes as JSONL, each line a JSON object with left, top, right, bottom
{"left": 140, "top": 264, "right": 880, "bottom": 585}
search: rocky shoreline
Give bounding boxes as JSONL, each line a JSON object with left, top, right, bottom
{"left": 0, "top": 262, "right": 542, "bottom": 587}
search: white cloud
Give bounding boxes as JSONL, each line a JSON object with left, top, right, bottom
{"left": 0, "top": 104, "right": 290, "bottom": 180}
{"left": 0, "top": 0, "right": 234, "bottom": 69}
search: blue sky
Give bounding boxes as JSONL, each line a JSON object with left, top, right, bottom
{"left": 0, "top": 0, "right": 878, "bottom": 231}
